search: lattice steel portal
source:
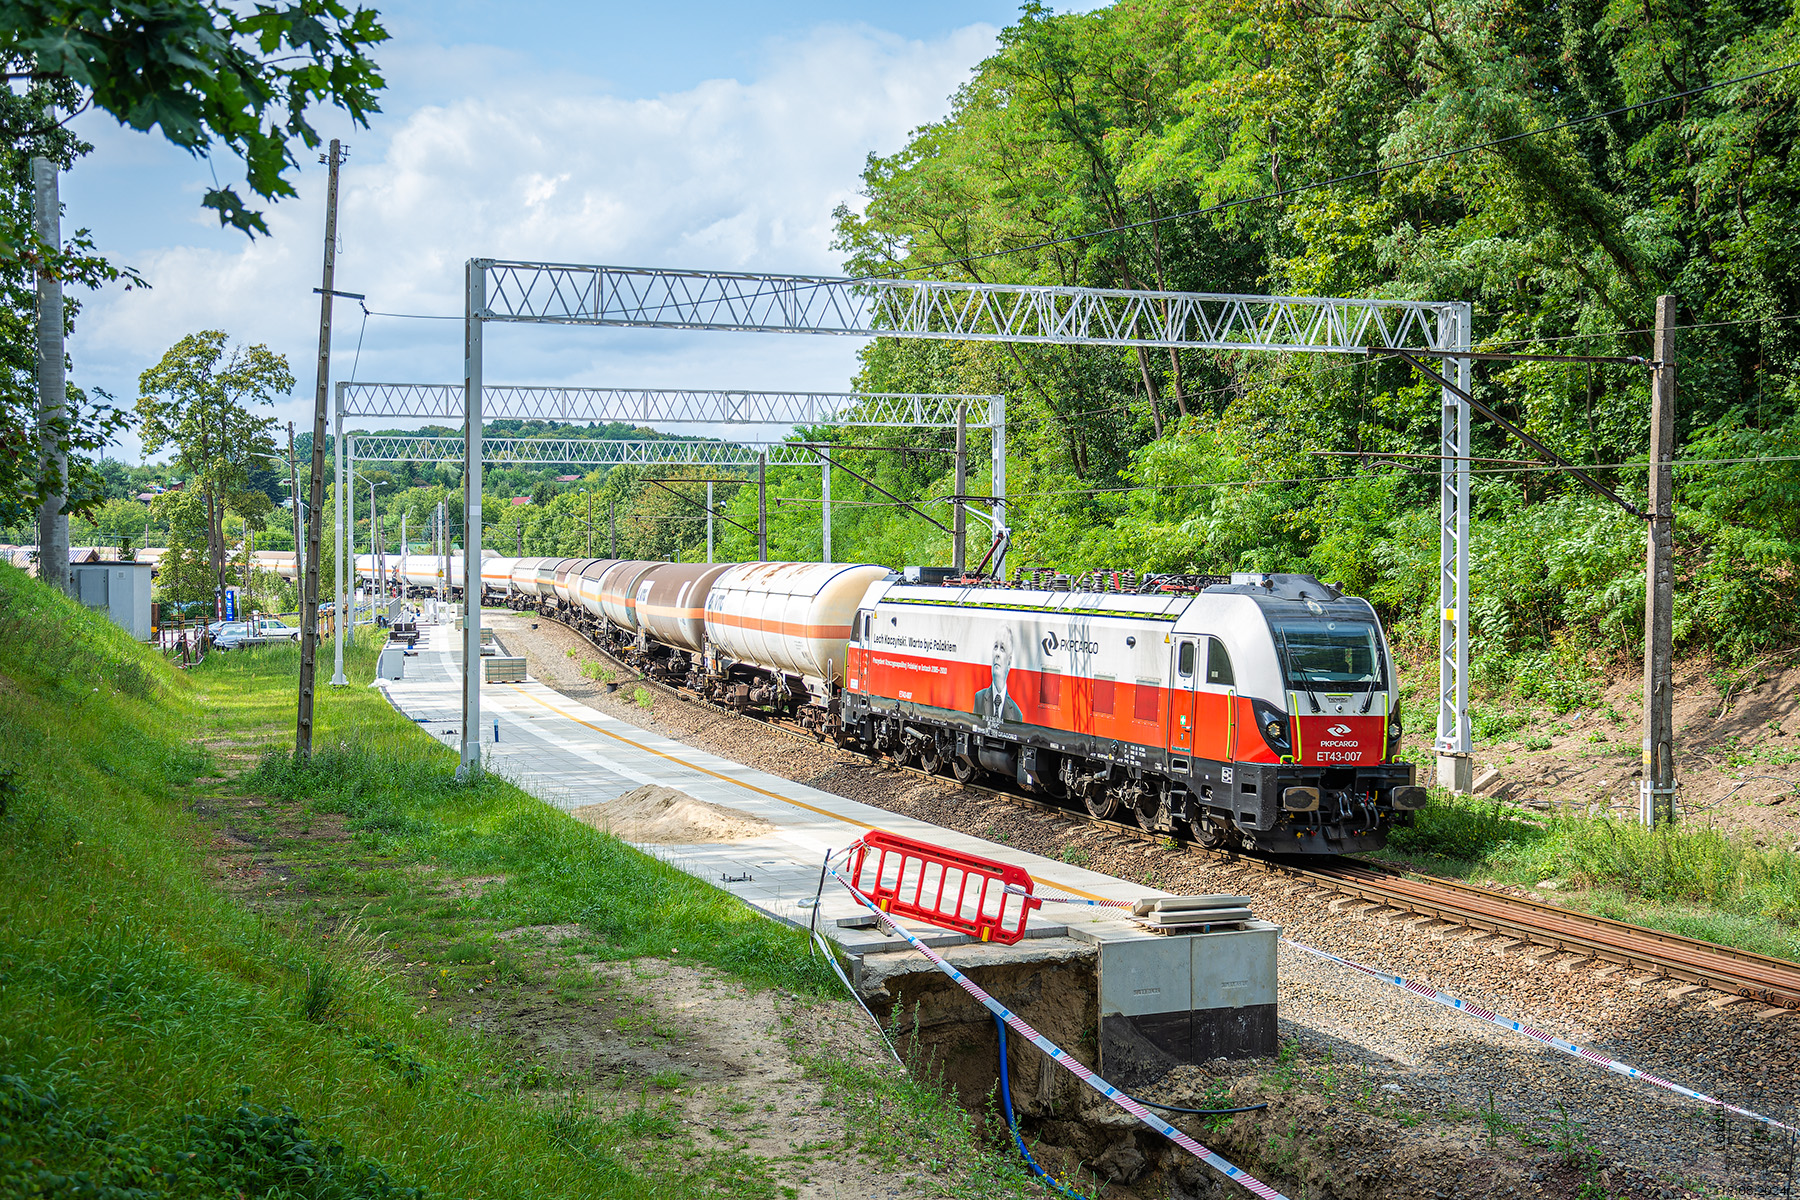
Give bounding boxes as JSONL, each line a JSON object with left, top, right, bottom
{"left": 351, "top": 434, "right": 823, "bottom": 467}
{"left": 336, "top": 381, "right": 994, "bottom": 428}
{"left": 474, "top": 261, "right": 1448, "bottom": 352}
{"left": 328, "top": 382, "right": 1006, "bottom": 701}
{"left": 449, "top": 258, "right": 1470, "bottom": 788}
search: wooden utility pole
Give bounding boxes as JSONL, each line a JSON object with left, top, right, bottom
{"left": 586, "top": 489, "right": 593, "bottom": 557}
{"left": 953, "top": 405, "right": 968, "bottom": 573}
{"left": 757, "top": 452, "right": 768, "bottom": 561}
{"left": 297, "top": 139, "right": 343, "bottom": 759}
{"left": 1641, "top": 294, "right": 1677, "bottom": 826}
{"left": 33, "top": 157, "right": 68, "bottom": 595}
{"left": 609, "top": 499, "right": 616, "bottom": 557}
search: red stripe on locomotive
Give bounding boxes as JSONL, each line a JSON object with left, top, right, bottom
{"left": 849, "top": 645, "right": 1387, "bottom": 766}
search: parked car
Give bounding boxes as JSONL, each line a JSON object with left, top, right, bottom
{"left": 210, "top": 621, "right": 254, "bottom": 649}
{"left": 213, "top": 617, "right": 302, "bottom": 650}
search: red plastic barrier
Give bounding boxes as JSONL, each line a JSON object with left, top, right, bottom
{"left": 848, "top": 829, "right": 1042, "bottom": 945}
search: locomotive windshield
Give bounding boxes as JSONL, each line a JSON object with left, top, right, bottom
{"left": 1272, "top": 617, "right": 1386, "bottom": 691}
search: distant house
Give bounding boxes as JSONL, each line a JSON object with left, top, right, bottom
{"left": 135, "top": 492, "right": 157, "bottom": 502}
{"left": 554, "top": 475, "right": 580, "bottom": 483}
{"left": 511, "top": 496, "right": 531, "bottom": 506}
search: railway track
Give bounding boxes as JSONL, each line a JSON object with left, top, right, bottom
{"left": 513, "top": 606, "right": 1800, "bottom": 1013}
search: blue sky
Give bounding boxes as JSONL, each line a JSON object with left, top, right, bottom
{"left": 66, "top": 2, "right": 1102, "bottom": 461}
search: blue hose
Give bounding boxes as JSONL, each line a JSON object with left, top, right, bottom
{"left": 995, "top": 1014, "right": 1090, "bottom": 1199}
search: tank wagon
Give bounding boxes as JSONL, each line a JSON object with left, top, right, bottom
{"left": 251, "top": 549, "right": 1423, "bottom": 853}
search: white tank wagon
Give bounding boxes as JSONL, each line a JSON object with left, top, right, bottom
{"left": 255, "top": 551, "right": 300, "bottom": 582}
{"left": 479, "top": 555, "right": 521, "bottom": 602}
{"left": 569, "top": 559, "right": 622, "bottom": 624}
{"left": 702, "top": 561, "right": 889, "bottom": 733}
{"left": 596, "top": 560, "right": 661, "bottom": 634}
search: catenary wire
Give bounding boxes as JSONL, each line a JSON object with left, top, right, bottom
{"left": 1479, "top": 312, "right": 1800, "bottom": 348}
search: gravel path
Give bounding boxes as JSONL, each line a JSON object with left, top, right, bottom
{"left": 488, "top": 611, "right": 1800, "bottom": 1198}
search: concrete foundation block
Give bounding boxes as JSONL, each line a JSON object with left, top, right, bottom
{"left": 1437, "top": 753, "right": 1474, "bottom": 794}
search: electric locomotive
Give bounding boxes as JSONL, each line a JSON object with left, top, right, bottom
{"left": 841, "top": 571, "right": 1424, "bottom": 855}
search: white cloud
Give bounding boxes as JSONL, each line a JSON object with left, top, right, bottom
{"left": 75, "top": 21, "right": 994, "bottom": 457}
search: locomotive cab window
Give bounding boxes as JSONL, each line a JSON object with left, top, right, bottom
{"left": 1176, "top": 640, "right": 1196, "bottom": 678}
{"left": 1273, "top": 617, "right": 1385, "bottom": 691}
{"left": 1206, "top": 637, "right": 1235, "bottom": 686}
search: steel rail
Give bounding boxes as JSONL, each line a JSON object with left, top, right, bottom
{"left": 513, "top": 604, "right": 1800, "bottom": 1011}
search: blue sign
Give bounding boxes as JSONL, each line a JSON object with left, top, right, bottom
{"left": 223, "top": 587, "right": 238, "bottom": 620}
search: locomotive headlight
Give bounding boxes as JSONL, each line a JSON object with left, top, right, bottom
{"left": 1388, "top": 719, "right": 1402, "bottom": 737}
{"left": 1251, "top": 700, "right": 1291, "bottom": 753}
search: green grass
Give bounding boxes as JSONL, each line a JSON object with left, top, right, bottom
{"left": 0, "top": 566, "right": 1052, "bottom": 1200}
{"left": 208, "top": 654, "right": 833, "bottom": 995}
{"left": 0, "top": 566, "right": 858, "bottom": 1199}
{"left": 1378, "top": 789, "right": 1800, "bottom": 961}
{"left": 0, "top": 565, "right": 719, "bottom": 1198}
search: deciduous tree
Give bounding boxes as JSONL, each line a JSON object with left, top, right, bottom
{"left": 137, "top": 331, "right": 290, "bottom": 600}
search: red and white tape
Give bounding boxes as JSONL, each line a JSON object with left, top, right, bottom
{"left": 832, "top": 867, "right": 1291, "bottom": 1200}
{"left": 1279, "top": 938, "right": 1799, "bottom": 1135}
{"left": 1021, "top": 889, "right": 1796, "bottom": 1133}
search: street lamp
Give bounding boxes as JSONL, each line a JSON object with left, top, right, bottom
{"left": 253, "top": 449, "right": 305, "bottom": 579}
{"left": 354, "top": 475, "right": 391, "bottom": 614}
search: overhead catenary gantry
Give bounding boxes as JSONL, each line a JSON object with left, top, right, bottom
{"left": 452, "top": 259, "right": 1472, "bottom": 788}
{"left": 330, "top": 381, "right": 1004, "bottom": 690}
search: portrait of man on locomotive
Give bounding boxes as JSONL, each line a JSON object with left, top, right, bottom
{"left": 973, "top": 630, "right": 1024, "bottom": 728}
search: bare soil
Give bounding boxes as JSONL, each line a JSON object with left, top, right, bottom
{"left": 193, "top": 737, "right": 923, "bottom": 1200}
{"left": 572, "top": 783, "right": 776, "bottom": 844}
{"left": 1463, "top": 655, "right": 1800, "bottom": 848}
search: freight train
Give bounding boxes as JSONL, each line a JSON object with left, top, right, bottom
{"left": 262, "top": 551, "right": 1425, "bottom": 854}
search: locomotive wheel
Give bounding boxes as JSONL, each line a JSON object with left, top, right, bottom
{"left": 951, "top": 757, "right": 981, "bottom": 784}
{"left": 917, "top": 741, "right": 945, "bottom": 774}
{"left": 1083, "top": 790, "right": 1120, "bottom": 821}
{"left": 1133, "top": 795, "right": 1162, "bottom": 833}
{"left": 1192, "top": 814, "right": 1237, "bottom": 850}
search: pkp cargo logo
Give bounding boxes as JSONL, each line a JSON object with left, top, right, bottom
{"left": 1326, "top": 723, "right": 1353, "bottom": 737}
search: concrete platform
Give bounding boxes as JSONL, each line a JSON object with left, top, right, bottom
{"left": 375, "top": 615, "right": 1278, "bottom": 1091}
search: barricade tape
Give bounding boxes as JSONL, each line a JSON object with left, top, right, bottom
{"left": 1279, "top": 938, "right": 1800, "bottom": 1135}
{"left": 1006, "top": 883, "right": 1132, "bottom": 909}
{"left": 1019, "top": 889, "right": 1798, "bottom": 1135}
{"left": 830, "top": 866, "right": 1291, "bottom": 1200}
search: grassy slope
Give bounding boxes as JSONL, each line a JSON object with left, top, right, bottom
{"left": 0, "top": 567, "right": 1045, "bottom": 1200}
{"left": 0, "top": 567, "right": 674, "bottom": 1197}
{"left": 1387, "top": 647, "right": 1800, "bottom": 960}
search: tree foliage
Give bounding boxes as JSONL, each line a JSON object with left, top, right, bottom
{"left": 137, "top": 331, "right": 290, "bottom": 597}
{"left": 821, "top": 0, "right": 1800, "bottom": 665}
{"left": 0, "top": 0, "right": 388, "bottom": 243}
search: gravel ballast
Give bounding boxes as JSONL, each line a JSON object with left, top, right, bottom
{"left": 488, "top": 610, "right": 1800, "bottom": 1198}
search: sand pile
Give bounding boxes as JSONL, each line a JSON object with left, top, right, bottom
{"left": 572, "top": 784, "right": 775, "bottom": 844}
